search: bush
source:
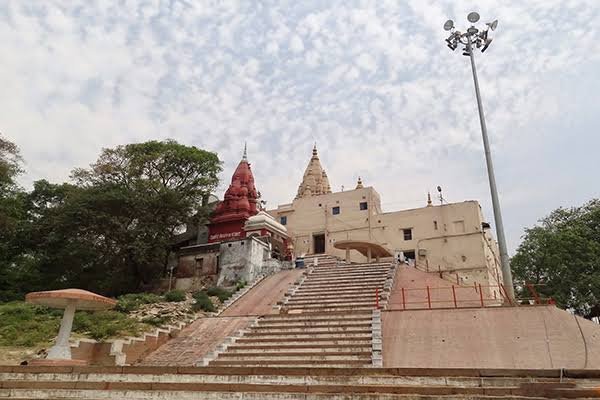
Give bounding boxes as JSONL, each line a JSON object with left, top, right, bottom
{"left": 192, "top": 291, "right": 215, "bottom": 312}
{"left": 205, "top": 287, "right": 233, "bottom": 302}
{"left": 0, "top": 302, "right": 61, "bottom": 347}
{"left": 235, "top": 279, "right": 247, "bottom": 291}
{"left": 116, "top": 293, "right": 163, "bottom": 313}
{"left": 73, "top": 310, "right": 146, "bottom": 340}
{"left": 140, "top": 316, "right": 171, "bottom": 327}
{"left": 164, "top": 289, "right": 186, "bottom": 302}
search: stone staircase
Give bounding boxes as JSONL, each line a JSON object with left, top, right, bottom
{"left": 2, "top": 365, "right": 600, "bottom": 399}
{"left": 207, "top": 254, "right": 395, "bottom": 367}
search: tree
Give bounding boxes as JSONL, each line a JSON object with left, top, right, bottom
{"left": 0, "top": 139, "right": 221, "bottom": 300}
{"left": 30, "top": 140, "right": 222, "bottom": 295}
{"left": 511, "top": 199, "right": 600, "bottom": 319}
{"left": 0, "top": 134, "right": 28, "bottom": 301}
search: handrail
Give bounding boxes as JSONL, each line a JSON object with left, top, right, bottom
{"left": 385, "top": 283, "right": 553, "bottom": 311}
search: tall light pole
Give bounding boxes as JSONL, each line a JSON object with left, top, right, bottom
{"left": 444, "top": 12, "right": 515, "bottom": 301}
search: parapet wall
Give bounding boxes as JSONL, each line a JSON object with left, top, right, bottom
{"left": 382, "top": 305, "right": 599, "bottom": 369}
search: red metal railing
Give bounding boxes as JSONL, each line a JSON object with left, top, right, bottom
{"left": 385, "top": 283, "right": 553, "bottom": 311}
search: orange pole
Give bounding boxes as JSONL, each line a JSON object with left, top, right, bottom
{"left": 452, "top": 285, "right": 457, "bottom": 308}
{"left": 479, "top": 284, "right": 484, "bottom": 307}
{"left": 426, "top": 286, "right": 431, "bottom": 309}
{"left": 402, "top": 287, "right": 406, "bottom": 310}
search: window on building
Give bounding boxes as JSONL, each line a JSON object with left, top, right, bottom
{"left": 403, "top": 228, "right": 413, "bottom": 241}
{"left": 280, "top": 216, "right": 287, "bottom": 225}
{"left": 453, "top": 220, "right": 465, "bottom": 233}
{"left": 332, "top": 206, "right": 340, "bottom": 215}
{"left": 359, "top": 202, "right": 368, "bottom": 210}
{"left": 433, "top": 220, "right": 438, "bottom": 230}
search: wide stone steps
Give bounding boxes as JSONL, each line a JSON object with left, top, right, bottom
{"left": 307, "top": 270, "right": 389, "bottom": 278}
{"left": 245, "top": 326, "right": 372, "bottom": 334}
{"left": 293, "top": 284, "right": 384, "bottom": 292}
{"left": 4, "top": 366, "right": 595, "bottom": 399}
{"left": 254, "top": 322, "right": 372, "bottom": 329}
{"left": 209, "top": 359, "right": 371, "bottom": 367}
{"left": 292, "top": 288, "right": 383, "bottom": 296}
{"left": 242, "top": 331, "right": 372, "bottom": 339}
{"left": 288, "top": 292, "right": 380, "bottom": 301}
{"left": 232, "top": 338, "right": 373, "bottom": 346}
{"left": 285, "top": 302, "right": 376, "bottom": 309}
{"left": 260, "top": 312, "right": 372, "bottom": 321}
{"left": 258, "top": 316, "right": 372, "bottom": 324}
{"left": 216, "top": 352, "right": 372, "bottom": 361}
{"left": 300, "top": 279, "right": 386, "bottom": 287}
{"left": 285, "top": 297, "right": 380, "bottom": 305}
{"left": 225, "top": 345, "right": 372, "bottom": 353}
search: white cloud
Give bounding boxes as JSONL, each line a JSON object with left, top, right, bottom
{"left": 289, "top": 34, "right": 305, "bottom": 53}
{"left": 1, "top": 0, "right": 599, "bottom": 252}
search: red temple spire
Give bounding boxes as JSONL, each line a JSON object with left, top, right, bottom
{"left": 210, "top": 146, "right": 259, "bottom": 226}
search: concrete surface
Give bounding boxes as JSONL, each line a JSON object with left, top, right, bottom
{"left": 382, "top": 305, "right": 600, "bottom": 369}
{"left": 221, "top": 269, "right": 303, "bottom": 317}
{"left": 139, "top": 316, "right": 253, "bottom": 366}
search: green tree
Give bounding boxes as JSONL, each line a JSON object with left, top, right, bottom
{"left": 511, "top": 199, "right": 600, "bottom": 319}
{"left": 1, "top": 139, "right": 221, "bottom": 301}
{"left": 27, "top": 140, "right": 221, "bottom": 295}
{"left": 0, "top": 134, "right": 28, "bottom": 301}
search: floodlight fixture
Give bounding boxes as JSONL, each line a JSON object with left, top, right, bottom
{"left": 442, "top": 12, "right": 515, "bottom": 302}
{"left": 467, "top": 12, "right": 480, "bottom": 23}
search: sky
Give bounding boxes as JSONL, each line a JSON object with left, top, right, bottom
{"left": 1, "top": 0, "right": 599, "bottom": 253}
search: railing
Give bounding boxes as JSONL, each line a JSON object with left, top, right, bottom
{"left": 382, "top": 283, "right": 553, "bottom": 311}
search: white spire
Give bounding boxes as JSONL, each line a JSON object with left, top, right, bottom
{"left": 242, "top": 142, "right": 247, "bottom": 161}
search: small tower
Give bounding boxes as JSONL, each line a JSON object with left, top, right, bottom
{"left": 356, "top": 176, "right": 364, "bottom": 189}
{"left": 427, "top": 192, "right": 433, "bottom": 207}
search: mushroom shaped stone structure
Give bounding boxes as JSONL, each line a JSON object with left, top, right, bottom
{"left": 25, "top": 289, "right": 116, "bottom": 364}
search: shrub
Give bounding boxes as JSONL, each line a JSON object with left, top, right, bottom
{"left": 235, "top": 279, "right": 247, "bottom": 291}
{"left": 164, "top": 289, "right": 186, "bottom": 302}
{"left": 116, "top": 293, "right": 163, "bottom": 313}
{"left": 0, "top": 302, "right": 61, "bottom": 347}
{"left": 192, "top": 291, "right": 215, "bottom": 312}
{"left": 205, "top": 287, "right": 233, "bottom": 302}
{"left": 73, "top": 310, "right": 145, "bottom": 340}
{"left": 141, "top": 316, "right": 171, "bottom": 327}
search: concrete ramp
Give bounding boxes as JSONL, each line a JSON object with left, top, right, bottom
{"left": 221, "top": 269, "right": 303, "bottom": 316}
{"left": 383, "top": 305, "right": 600, "bottom": 369}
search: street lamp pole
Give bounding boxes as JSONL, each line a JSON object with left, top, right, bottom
{"left": 444, "top": 13, "right": 515, "bottom": 301}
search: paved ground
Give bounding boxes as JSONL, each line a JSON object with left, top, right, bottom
{"left": 382, "top": 304, "right": 600, "bottom": 369}
{"left": 139, "top": 316, "right": 253, "bottom": 366}
{"left": 388, "top": 267, "right": 486, "bottom": 310}
{"left": 221, "top": 269, "right": 303, "bottom": 317}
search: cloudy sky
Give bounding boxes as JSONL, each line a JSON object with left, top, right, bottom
{"left": 1, "top": 0, "right": 599, "bottom": 252}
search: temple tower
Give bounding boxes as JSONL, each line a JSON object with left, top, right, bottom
{"left": 296, "top": 144, "right": 332, "bottom": 199}
{"left": 208, "top": 145, "right": 259, "bottom": 242}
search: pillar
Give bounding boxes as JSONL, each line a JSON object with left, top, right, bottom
{"left": 47, "top": 301, "right": 76, "bottom": 359}
{"left": 367, "top": 247, "right": 372, "bottom": 263}
{"left": 345, "top": 247, "right": 350, "bottom": 262}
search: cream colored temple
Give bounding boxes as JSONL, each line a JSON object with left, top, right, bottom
{"left": 269, "top": 145, "right": 503, "bottom": 288}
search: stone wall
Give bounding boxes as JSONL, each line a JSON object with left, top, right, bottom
{"left": 217, "top": 236, "right": 271, "bottom": 286}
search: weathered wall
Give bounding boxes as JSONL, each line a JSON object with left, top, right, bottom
{"left": 382, "top": 305, "right": 600, "bottom": 369}
{"left": 217, "top": 237, "right": 270, "bottom": 286}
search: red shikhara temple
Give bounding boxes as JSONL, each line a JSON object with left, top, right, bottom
{"left": 208, "top": 145, "right": 259, "bottom": 242}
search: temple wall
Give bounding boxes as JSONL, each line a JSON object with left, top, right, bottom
{"left": 271, "top": 188, "right": 499, "bottom": 287}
